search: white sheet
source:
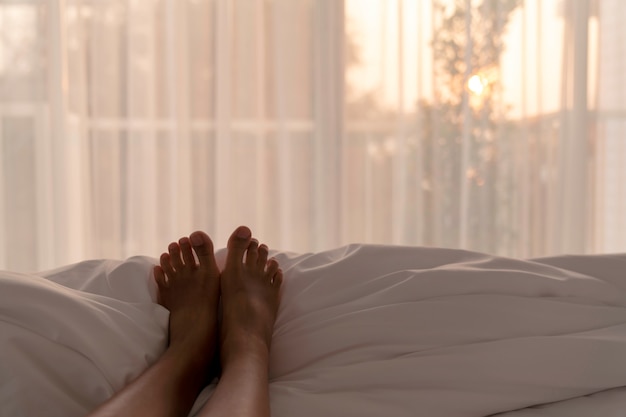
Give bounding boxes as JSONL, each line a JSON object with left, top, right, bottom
{"left": 0, "top": 257, "right": 168, "bottom": 417}
{"left": 1, "top": 245, "right": 626, "bottom": 417}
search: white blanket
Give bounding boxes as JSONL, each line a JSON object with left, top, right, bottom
{"left": 2, "top": 245, "right": 626, "bottom": 417}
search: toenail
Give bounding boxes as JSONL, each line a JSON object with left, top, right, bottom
{"left": 237, "top": 227, "right": 251, "bottom": 239}
{"left": 191, "top": 234, "right": 202, "bottom": 246}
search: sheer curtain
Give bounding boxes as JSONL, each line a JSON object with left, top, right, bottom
{"left": 0, "top": 0, "right": 624, "bottom": 272}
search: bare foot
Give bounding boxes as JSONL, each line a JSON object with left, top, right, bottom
{"left": 219, "top": 226, "right": 283, "bottom": 369}
{"left": 154, "top": 232, "right": 220, "bottom": 368}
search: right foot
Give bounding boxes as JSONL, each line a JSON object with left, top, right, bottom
{"left": 219, "top": 226, "right": 283, "bottom": 369}
{"left": 154, "top": 232, "right": 220, "bottom": 369}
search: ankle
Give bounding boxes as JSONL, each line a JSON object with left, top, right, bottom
{"left": 167, "top": 338, "right": 215, "bottom": 368}
{"left": 220, "top": 335, "right": 270, "bottom": 368}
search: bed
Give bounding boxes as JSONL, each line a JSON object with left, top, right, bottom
{"left": 2, "top": 244, "right": 626, "bottom": 416}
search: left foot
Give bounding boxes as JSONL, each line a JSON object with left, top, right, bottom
{"left": 154, "top": 232, "right": 220, "bottom": 367}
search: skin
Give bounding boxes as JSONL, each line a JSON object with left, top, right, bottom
{"left": 86, "top": 226, "right": 282, "bottom": 417}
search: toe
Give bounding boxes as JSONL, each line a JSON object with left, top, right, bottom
{"left": 272, "top": 268, "right": 284, "bottom": 287}
{"left": 190, "top": 231, "right": 217, "bottom": 270}
{"left": 246, "top": 239, "right": 259, "bottom": 267}
{"left": 179, "top": 237, "right": 196, "bottom": 267}
{"left": 154, "top": 265, "right": 167, "bottom": 288}
{"left": 265, "top": 258, "right": 279, "bottom": 282}
{"left": 160, "top": 252, "right": 176, "bottom": 280}
{"left": 257, "top": 244, "right": 269, "bottom": 269}
{"left": 168, "top": 242, "right": 184, "bottom": 271}
{"left": 226, "top": 225, "right": 252, "bottom": 268}
{"left": 153, "top": 265, "right": 167, "bottom": 306}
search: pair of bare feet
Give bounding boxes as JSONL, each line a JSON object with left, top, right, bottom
{"left": 154, "top": 225, "right": 283, "bottom": 395}
{"left": 86, "top": 225, "right": 281, "bottom": 417}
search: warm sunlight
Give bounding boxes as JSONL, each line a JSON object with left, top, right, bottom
{"left": 0, "top": 0, "right": 623, "bottom": 273}
{"left": 345, "top": 0, "right": 432, "bottom": 111}
{"left": 467, "top": 74, "right": 487, "bottom": 96}
{"left": 344, "top": 0, "right": 572, "bottom": 119}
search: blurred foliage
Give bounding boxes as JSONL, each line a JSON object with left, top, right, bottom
{"left": 343, "top": 0, "right": 523, "bottom": 251}
{"left": 419, "top": 0, "right": 523, "bottom": 251}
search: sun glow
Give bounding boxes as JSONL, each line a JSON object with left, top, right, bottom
{"left": 467, "top": 74, "right": 488, "bottom": 96}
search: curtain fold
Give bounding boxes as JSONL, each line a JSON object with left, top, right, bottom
{"left": 0, "top": 0, "right": 624, "bottom": 272}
